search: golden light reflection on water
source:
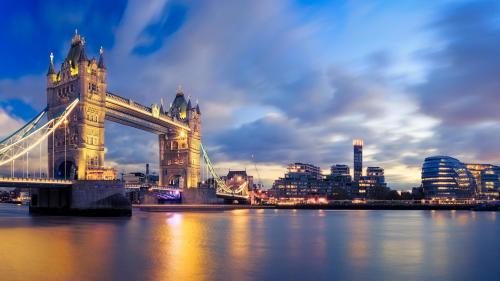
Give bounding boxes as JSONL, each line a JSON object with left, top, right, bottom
{"left": 312, "top": 211, "right": 327, "bottom": 263}
{"left": 0, "top": 220, "right": 117, "bottom": 281}
{"left": 228, "top": 209, "right": 250, "bottom": 261}
{"left": 347, "top": 211, "right": 370, "bottom": 266}
{"left": 151, "top": 213, "right": 215, "bottom": 281}
{"left": 227, "top": 210, "right": 253, "bottom": 279}
{"left": 0, "top": 206, "right": 498, "bottom": 281}
{"left": 379, "top": 212, "right": 425, "bottom": 274}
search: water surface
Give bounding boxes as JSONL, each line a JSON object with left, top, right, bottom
{"left": 0, "top": 204, "right": 498, "bottom": 281}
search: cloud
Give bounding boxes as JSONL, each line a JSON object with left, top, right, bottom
{"left": 0, "top": 108, "right": 24, "bottom": 139}
{"left": 409, "top": 0, "right": 500, "bottom": 167}
{"left": 416, "top": 1, "right": 500, "bottom": 126}
{"left": 3, "top": 0, "right": 500, "bottom": 190}
{"left": 104, "top": 121, "right": 159, "bottom": 168}
{"left": 0, "top": 109, "right": 33, "bottom": 176}
{"left": 0, "top": 75, "right": 46, "bottom": 110}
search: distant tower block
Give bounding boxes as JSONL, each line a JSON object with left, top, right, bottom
{"left": 353, "top": 139, "right": 363, "bottom": 182}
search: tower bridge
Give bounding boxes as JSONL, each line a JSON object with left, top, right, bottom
{"left": 0, "top": 32, "right": 249, "bottom": 213}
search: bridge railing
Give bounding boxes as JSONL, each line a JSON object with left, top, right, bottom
{"left": 0, "top": 177, "right": 73, "bottom": 184}
{"left": 107, "top": 92, "right": 152, "bottom": 113}
{"left": 106, "top": 91, "right": 191, "bottom": 130}
{"left": 106, "top": 92, "right": 130, "bottom": 104}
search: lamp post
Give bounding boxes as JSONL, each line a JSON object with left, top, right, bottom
{"left": 64, "top": 119, "right": 69, "bottom": 180}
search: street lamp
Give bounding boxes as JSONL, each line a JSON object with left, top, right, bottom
{"left": 64, "top": 119, "right": 69, "bottom": 180}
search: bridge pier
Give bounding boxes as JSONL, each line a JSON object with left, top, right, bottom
{"left": 181, "top": 187, "right": 223, "bottom": 204}
{"left": 30, "top": 181, "right": 131, "bottom": 216}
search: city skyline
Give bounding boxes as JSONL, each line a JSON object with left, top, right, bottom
{"left": 1, "top": 0, "right": 500, "bottom": 189}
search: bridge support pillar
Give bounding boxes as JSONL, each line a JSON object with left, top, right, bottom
{"left": 30, "top": 181, "right": 131, "bottom": 216}
{"left": 30, "top": 188, "right": 71, "bottom": 211}
{"left": 181, "top": 187, "right": 223, "bottom": 204}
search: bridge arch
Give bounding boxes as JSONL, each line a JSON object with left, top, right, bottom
{"left": 167, "top": 174, "right": 184, "bottom": 189}
{"left": 55, "top": 160, "right": 77, "bottom": 180}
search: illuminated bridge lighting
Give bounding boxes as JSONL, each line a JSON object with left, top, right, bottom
{"left": 0, "top": 177, "right": 72, "bottom": 184}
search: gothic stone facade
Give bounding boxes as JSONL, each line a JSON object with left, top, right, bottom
{"left": 46, "top": 33, "right": 110, "bottom": 180}
{"left": 46, "top": 33, "right": 201, "bottom": 187}
{"left": 159, "top": 88, "right": 201, "bottom": 189}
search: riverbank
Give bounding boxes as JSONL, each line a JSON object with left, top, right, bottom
{"left": 135, "top": 204, "right": 274, "bottom": 212}
{"left": 135, "top": 202, "right": 499, "bottom": 212}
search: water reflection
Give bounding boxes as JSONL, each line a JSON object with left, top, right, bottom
{"left": 347, "top": 211, "right": 370, "bottom": 264}
{"left": 154, "top": 213, "right": 214, "bottom": 281}
{"left": 0, "top": 205, "right": 498, "bottom": 281}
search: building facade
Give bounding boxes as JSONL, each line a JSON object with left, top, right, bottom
{"left": 46, "top": 31, "right": 114, "bottom": 180}
{"left": 46, "top": 32, "right": 202, "bottom": 187}
{"left": 358, "top": 167, "right": 387, "bottom": 198}
{"left": 158, "top": 87, "right": 202, "bottom": 188}
{"left": 465, "top": 164, "right": 500, "bottom": 198}
{"left": 222, "top": 170, "right": 254, "bottom": 192}
{"left": 271, "top": 163, "right": 331, "bottom": 198}
{"left": 353, "top": 139, "right": 363, "bottom": 182}
{"left": 422, "top": 156, "right": 476, "bottom": 199}
{"left": 327, "top": 164, "right": 352, "bottom": 194}
{"left": 331, "top": 164, "right": 350, "bottom": 176}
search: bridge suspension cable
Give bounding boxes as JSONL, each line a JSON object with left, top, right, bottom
{"left": 0, "top": 99, "right": 79, "bottom": 167}
{"left": 0, "top": 108, "right": 47, "bottom": 154}
{"left": 200, "top": 143, "right": 248, "bottom": 196}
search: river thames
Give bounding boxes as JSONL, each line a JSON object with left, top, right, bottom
{"left": 0, "top": 204, "right": 499, "bottom": 281}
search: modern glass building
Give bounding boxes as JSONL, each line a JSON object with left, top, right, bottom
{"left": 353, "top": 139, "right": 363, "bottom": 182}
{"left": 330, "top": 164, "right": 350, "bottom": 176}
{"left": 271, "top": 163, "right": 330, "bottom": 198}
{"left": 327, "top": 164, "right": 352, "bottom": 194}
{"left": 465, "top": 163, "right": 500, "bottom": 198}
{"left": 358, "top": 167, "right": 387, "bottom": 198}
{"left": 421, "top": 156, "right": 476, "bottom": 199}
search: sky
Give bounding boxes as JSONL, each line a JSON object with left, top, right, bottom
{"left": 1, "top": 0, "right": 500, "bottom": 189}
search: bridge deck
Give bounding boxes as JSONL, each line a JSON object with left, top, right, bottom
{"left": 0, "top": 177, "right": 72, "bottom": 188}
{"left": 105, "top": 92, "right": 190, "bottom": 134}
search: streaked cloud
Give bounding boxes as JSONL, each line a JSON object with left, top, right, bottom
{"left": 0, "top": 0, "right": 499, "bottom": 189}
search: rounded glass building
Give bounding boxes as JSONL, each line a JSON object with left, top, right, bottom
{"left": 421, "top": 156, "right": 476, "bottom": 199}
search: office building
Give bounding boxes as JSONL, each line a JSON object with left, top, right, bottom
{"left": 358, "top": 167, "right": 387, "bottom": 198}
{"left": 222, "top": 170, "right": 255, "bottom": 192}
{"left": 271, "top": 163, "right": 330, "bottom": 198}
{"left": 353, "top": 139, "right": 363, "bottom": 182}
{"left": 465, "top": 164, "right": 500, "bottom": 198}
{"left": 331, "top": 164, "right": 350, "bottom": 176}
{"left": 327, "top": 164, "right": 352, "bottom": 193}
{"left": 421, "top": 156, "right": 476, "bottom": 199}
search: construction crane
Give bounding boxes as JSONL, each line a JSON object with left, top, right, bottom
{"left": 251, "top": 154, "right": 262, "bottom": 189}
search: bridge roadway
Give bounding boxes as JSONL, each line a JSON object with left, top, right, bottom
{"left": 0, "top": 177, "right": 72, "bottom": 188}
{"left": 105, "top": 92, "right": 190, "bottom": 134}
{"left": 0, "top": 178, "right": 248, "bottom": 200}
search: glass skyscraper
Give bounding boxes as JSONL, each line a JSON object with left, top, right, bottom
{"left": 421, "top": 156, "right": 476, "bottom": 199}
{"left": 353, "top": 139, "right": 363, "bottom": 182}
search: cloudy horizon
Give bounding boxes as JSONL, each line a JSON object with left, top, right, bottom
{"left": 1, "top": 0, "right": 500, "bottom": 189}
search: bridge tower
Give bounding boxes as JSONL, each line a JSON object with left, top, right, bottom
{"left": 46, "top": 31, "right": 112, "bottom": 180}
{"left": 159, "top": 87, "right": 201, "bottom": 189}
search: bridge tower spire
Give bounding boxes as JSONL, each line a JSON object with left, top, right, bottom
{"left": 47, "top": 52, "right": 56, "bottom": 85}
{"left": 46, "top": 32, "right": 112, "bottom": 180}
{"left": 159, "top": 88, "right": 201, "bottom": 189}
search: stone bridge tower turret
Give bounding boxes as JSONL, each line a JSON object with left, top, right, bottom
{"left": 159, "top": 87, "right": 201, "bottom": 189}
{"left": 46, "top": 32, "right": 113, "bottom": 180}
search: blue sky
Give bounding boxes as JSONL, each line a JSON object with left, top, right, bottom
{"left": 1, "top": 0, "right": 500, "bottom": 188}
